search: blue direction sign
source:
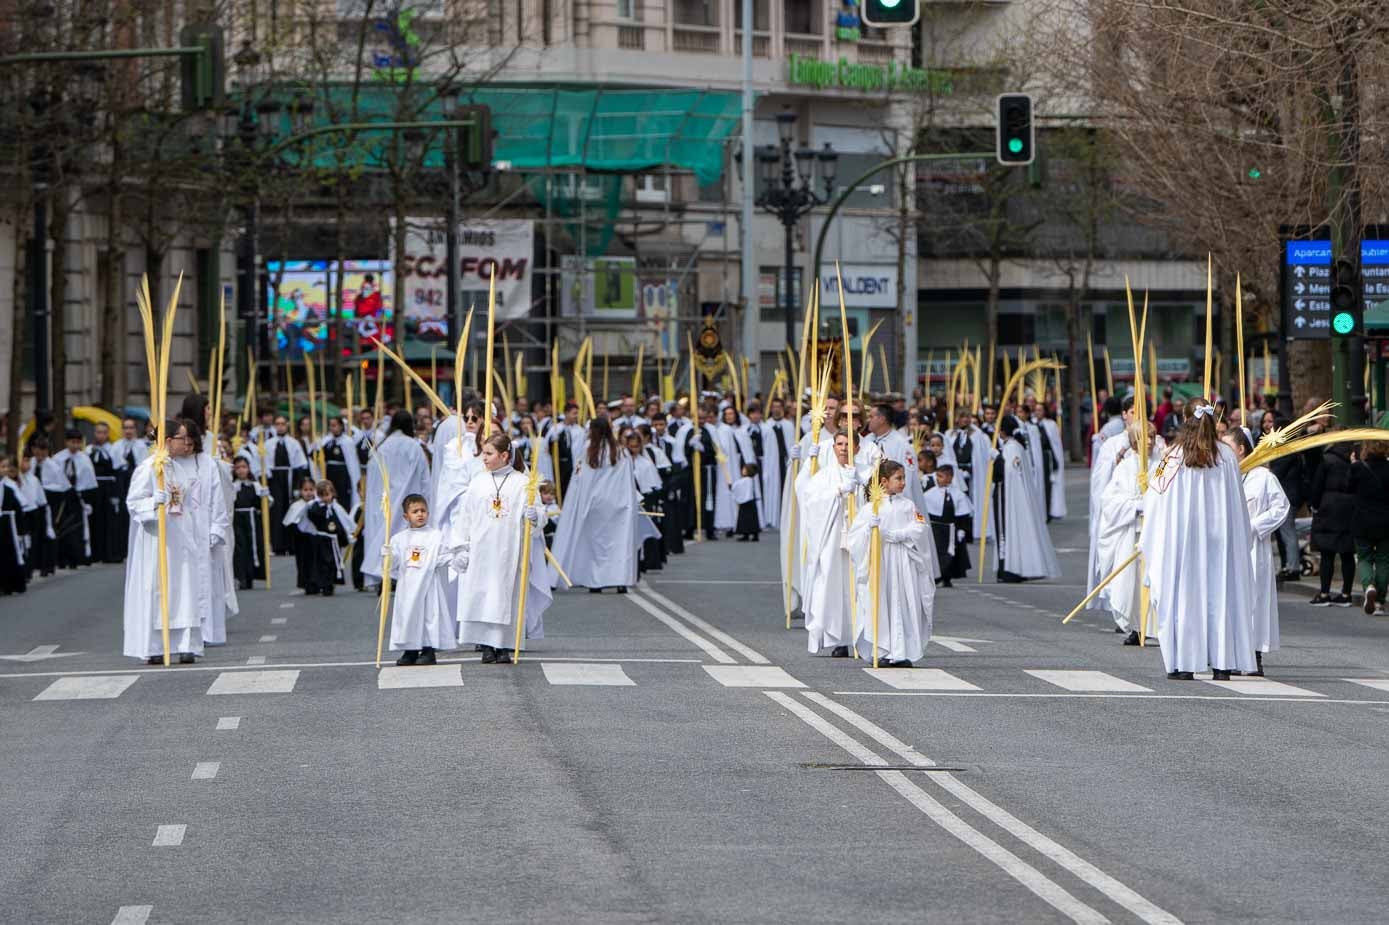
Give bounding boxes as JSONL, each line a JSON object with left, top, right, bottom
{"left": 1284, "top": 241, "right": 1331, "bottom": 338}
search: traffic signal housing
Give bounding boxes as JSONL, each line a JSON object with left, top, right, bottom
{"left": 861, "top": 0, "right": 919, "bottom": 28}
{"left": 996, "top": 93, "right": 1034, "bottom": 166}
{"left": 1330, "top": 254, "right": 1362, "bottom": 337}
{"left": 179, "top": 24, "right": 225, "bottom": 111}
{"left": 455, "top": 103, "right": 493, "bottom": 172}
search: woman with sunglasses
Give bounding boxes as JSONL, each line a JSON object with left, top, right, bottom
{"left": 550, "top": 416, "right": 640, "bottom": 593}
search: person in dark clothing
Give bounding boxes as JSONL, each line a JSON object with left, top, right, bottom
{"left": 303, "top": 480, "right": 353, "bottom": 595}
{"left": 1310, "top": 440, "right": 1357, "bottom": 606}
{"left": 86, "top": 422, "right": 121, "bottom": 563}
{"left": 230, "top": 457, "right": 268, "bottom": 590}
{"left": 1349, "top": 439, "right": 1389, "bottom": 615}
{"left": 1266, "top": 419, "right": 1307, "bottom": 580}
{"left": 924, "top": 464, "right": 972, "bottom": 586}
{"left": 0, "top": 457, "right": 29, "bottom": 595}
{"left": 697, "top": 409, "right": 720, "bottom": 541}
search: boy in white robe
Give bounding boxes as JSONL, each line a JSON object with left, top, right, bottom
{"left": 386, "top": 494, "right": 456, "bottom": 666}
{"left": 1222, "top": 429, "right": 1289, "bottom": 676}
{"left": 1097, "top": 422, "right": 1162, "bottom": 644}
{"left": 847, "top": 460, "right": 935, "bottom": 667}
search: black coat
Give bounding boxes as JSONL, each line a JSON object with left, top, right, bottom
{"left": 1349, "top": 456, "right": 1389, "bottom": 542}
{"left": 1310, "top": 443, "right": 1356, "bottom": 554}
{"left": 1268, "top": 448, "right": 1306, "bottom": 511}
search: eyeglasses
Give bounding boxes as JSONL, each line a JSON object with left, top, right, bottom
{"left": 464, "top": 414, "right": 481, "bottom": 423}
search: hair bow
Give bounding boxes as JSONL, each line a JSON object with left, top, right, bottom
{"left": 1192, "top": 404, "right": 1215, "bottom": 420}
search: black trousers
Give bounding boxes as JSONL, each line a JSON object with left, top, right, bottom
{"left": 1320, "top": 549, "right": 1355, "bottom": 595}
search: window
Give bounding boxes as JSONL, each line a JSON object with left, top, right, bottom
{"left": 635, "top": 173, "right": 670, "bottom": 203}
{"left": 674, "top": 0, "right": 717, "bottom": 25}
{"left": 784, "top": 0, "right": 819, "bottom": 34}
{"left": 616, "top": 0, "right": 639, "bottom": 20}
{"left": 734, "top": 0, "right": 770, "bottom": 30}
{"left": 552, "top": 174, "right": 607, "bottom": 201}
{"left": 760, "top": 266, "right": 802, "bottom": 322}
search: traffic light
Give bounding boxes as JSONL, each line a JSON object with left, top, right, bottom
{"left": 1330, "top": 254, "right": 1361, "bottom": 337}
{"left": 179, "top": 24, "right": 225, "bottom": 112}
{"left": 996, "top": 93, "right": 1034, "bottom": 166}
{"left": 455, "top": 103, "right": 493, "bottom": 171}
{"left": 861, "top": 0, "right": 919, "bottom": 27}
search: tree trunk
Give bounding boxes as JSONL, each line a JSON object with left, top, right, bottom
{"left": 49, "top": 189, "right": 70, "bottom": 429}
{"left": 8, "top": 216, "right": 29, "bottom": 452}
{"left": 100, "top": 171, "right": 127, "bottom": 410}
{"left": 144, "top": 246, "right": 164, "bottom": 413}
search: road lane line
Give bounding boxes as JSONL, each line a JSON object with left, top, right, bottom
{"left": 32, "top": 675, "right": 138, "bottom": 700}
{"left": 111, "top": 906, "right": 152, "bottom": 925}
{"left": 1198, "top": 677, "right": 1324, "bottom": 697}
{"left": 1345, "top": 678, "right": 1389, "bottom": 693}
{"left": 1026, "top": 670, "right": 1152, "bottom": 693}
{"left": 804, "top": 692, "right": 1181, "bottom": 925}
{"left": 245, "top": 656, "right": 267, "bottom": 665}
{"left": 764, "top": 692, "right": 1107, "bottom": 925}
{"left": 258, "top": 635, "right": 278, "bottom": 643}
{"left": 831, "top": 691, "right": 1389, "bottom": 705}
{"left": 705, "top": 665, "right": 804, "bottom": 689}
{"left": 191, "top": 762, "right": 220, "bottom": 780}
{"left": 271, "top": 617, "right": 287, "bottom": 625}
{"left": 623, "top": 591, "right": 735, "bottom": 664}
{"left": 864, "top": 668, "right": 980, "bottom": 691}
{"left": 279, "top": 603, "right": 294, "bottom": 609}
{"left": 541, "top": 663, "right": 636, "bottom": 686}
{"left": 0, "top": 656, "right": 706, "bottom": 680}
{"left": 215, "top": 716, "right": 241, "bottom": 730}
{"left": 152, "top": 824, "right": 186, "bottom": 847}
{"left": 377, "top": 665, "right": 464, "bottom": 689}
{"left": 635, "top": 584, "right": 770, "bottom": 664}
{"left": 206, "top": 670, "right": 300, "bottom": 695}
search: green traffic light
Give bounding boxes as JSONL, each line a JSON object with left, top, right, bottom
{"left": 1008, "top": 138, "right": 1023, "bottom": 154}
{"left": 880, "top": 0, "right": 902, "bottom": 6}
{"left": 1248, "top": 167, "right": 1262, "bottom": 180}
{"left": 1332, "top": 312, "right": 1355, "bottom": 335}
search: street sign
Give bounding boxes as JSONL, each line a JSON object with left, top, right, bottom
{"left": 1283, "top": 238, "right": 1389, "bottom": 340}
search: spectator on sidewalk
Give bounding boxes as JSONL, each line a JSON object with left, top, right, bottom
{"left": 1309, "top": 426, "right": 1356, "bottom": 608}
{"left": 1350, "top": 439, "right": 1389, "bottom": 616}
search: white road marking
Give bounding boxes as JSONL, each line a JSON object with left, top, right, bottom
{"left": 206, "top": 670, "right": 300, "bottom": 695}
{"left": 216, "top": 716, "right": 241, "bottom": 730}
{"left": 111, "top": 906, "right": 152, "bottom": 925}
{"left": 245, "top": 656, "right": 267, "bottom": 665}
{"left": 833, "top": 691, "right": 1389, "bottom": 705}
{"left": 33, "top": 675, "right": 138, "bottom": 701}
{"left": 704, "top": 665, "right": 804, "bottom": 689}
{"left": 803, "top": 692, "right": 1181, "bottom": 925}
{"left": 279, "top": 602, "right": 294, "bottom": 609}
{"left": 863, "top": 668, "right": 980, "bottom": 691}
{"left": 646, "top": 579, "right": 782, "bottom": 585}
{"left": 0, "top": 644, "right": 82, "bottom": 662}
{"left": 152, "top": 824, "right": 186, "bottom": 847}
{"left": 258, "top": 635, "right": 278, "bottom": 643}
{"left": 377, "top": 665, "right": 464, "bottom": 689}
{"left": 270, "top": 617, "right": 287, "bottom": 625}
{"left": 1199, "top": 677, "right": 1325, "bottom": 697}
{"left": 932, "top": 636, "right": 980, "bottom": 653}
{"left": 541, "top": 662, "right": 635, "bottom": 686}
{"left": 0, "top": 656, "right": 704, "bottom": 681}
{"left": 191, "top": 762, "right": 220, "bottom": 780}
{"left": 1027, "top": 670, "right": 1152, "bottom": 693}
{"left": 635, "top": 585, "right": 771, "bottom": 664}
{"left": 1345, "top": 678, "right": 1389, "bottom": 693}
{"left": 765, "top": 692, "right": 1107, "bottom": 925}
{"left": 624, "top": 590, "right": 735, "bottom": 664}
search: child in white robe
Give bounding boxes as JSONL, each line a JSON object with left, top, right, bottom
{"left": 1097, "top": 421, "right": 1162, "bottom": 644}
{"left": 385, "top": 493, "right": 456, "bottom": 666}
{"left": 282, "top": 477, "right": 317, "bottom": 592}
{"left": 1222, "top": 429, "right": 1289, "bottom": 676}
{"left": 847, "top": 460, "right": 935, "bottom": 667}
{"left": 451, "top": 433, "right": 552, "bottom": 664}
{"left": 733, "top": 464, "right": 760, "bottom": 541}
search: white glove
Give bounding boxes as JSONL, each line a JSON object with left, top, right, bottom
{"left": 152, "top": 489, "right": 170, "bottom": 505}
{"left": 867, "top": 514, "right": 882, "bottom": 529}
{"left": 211, "top": 534, "right": 225, "bottom": 548}
{"left": 381, "top": 545, "right": 393, "bottom": 558}
{"left": 988, "top": 449, "right": 1000, "bottom": 462}
{"left": 256, "top": 484, "right": 271, "bottom": 498}
{"left": 956, "top": 529, "right": 966, "bottom": 541}
{"left": 82, "top": 503, "right": 92, "bottom": 516}
{"left": 788, "top": 444, "right": 802, "bottom": 461}
{"left": 524, "top": 505, "right": 540, "bottom": 524}
{"left": 452, "top": 550, "right": 470, "bottom": 573}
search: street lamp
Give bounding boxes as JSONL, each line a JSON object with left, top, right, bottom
{"left": 757, "top": 109, "right": 836, "bottom": 354}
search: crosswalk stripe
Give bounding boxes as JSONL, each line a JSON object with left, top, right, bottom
{"left": 111, "top": 906, "right": 152, "bottom": 925}
{"left": 704, "top": 665, "right": 804, "bottom": 689}
{"left": 541, "top": 662, "right": 636, "bottom": 686}
{"left": 152, "top": 824, "right": 185, "bottom": 847}
{"left": 191, "top": 761, "right": 220, "bottom": 780}
{"left": 1199, "top": 678, "right": 1325, "bottom": 697}
{"left": 33, "top": 675, "right": 138, "bottom": 701}
{"left": 216, "top": 716, "right": 241, "bottom": 730}
{"left": 1026, "top": 670, "right": 1152, "bottom": 693}
{"left": 864, "top": 668, "right": 980, "bottom": 691}
{"left": 1344, "top": 678, "right": 1389, "bottom": 693}
{"left": 206, "top": 670, "right": 300, "bottom": 695}
{"left": 377, "top": 665, "right": 464, "bottom": 689}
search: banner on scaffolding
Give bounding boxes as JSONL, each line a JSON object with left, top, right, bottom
{"left": 396, "top": 218, "right": 535, "bottom": 336}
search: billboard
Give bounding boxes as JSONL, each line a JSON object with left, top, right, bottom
{"left": 338, "top": 261, "right": 394, "bottom": 346}
{"left": 266, "top": 262, "right": 331, "bottom": 358}
{"left": 397, "top": 218, "right": 535, "bottom": 333}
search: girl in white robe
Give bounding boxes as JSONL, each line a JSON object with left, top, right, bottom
{"left": 450, "top": 434, "right": 552, "bottom": 663}
{"left": 1096, "top": 423, "right": 1161, "bottom": 642}
{"left": 991, "top": 416, "right": 1060, "bottom": 581}
{"left": 551, "top": 418, "right": 640, "bottom": 592}
{"left": 797, "top": 431, "right": 863, "bottom": 656}
{"left": 362, "top": 411, "right": 430, "bottom": 584}
{"left": 386, "top": 494, "right": 456, "bottom": 664}
{"left": 711, "top": 408, "right": 744, "bottom": 534}
{"left": 1223, "top": 429, "right": 1289, "bottom": 676}
{"left": 847, "top": 460, "right": 935, "bottom": 667}
{"left": 122, "top": 420, "right": 228, "bottom": 664}
{"left": 1140, "top": 399, "right": 1257, "bottom": 680}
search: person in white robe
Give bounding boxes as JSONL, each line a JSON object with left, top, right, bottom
{"left": 203, "top": 452, "right": 240, "bottom": 645}
{"left": 779, "top": 397, "right": 839, "bottom": 615}
{"left": 1038, "top": 411, "right": 1067, "bottom": 519}
{"left": 1086, "top": 397, "right": 1166, "bottom": 614}
{"left": 122, "top": 421, "right": 228, "bottom": 664}
{"left": 362, "top": 411, "right": 430, "bottom": 584}
{"left": 991, "top": 415, "right": 1060, "bottom": 582}
{"left": 865, "top": 404, "right": 926, "bottom": 513}
{"left": 1140, "top": 399, "right": 1257, "bottom": 680}
{"left": 846, "top": 460, "right": 934, "bottom": 666}
{"left": 759, "top": 400, "right": 795, "bottom": 529}
{"left": 550, "top": 417, "right": 640, "bottom": 592}
{"left": 711, "top": 406, "right": 746, "bottom": 534}
{"left": 946, "top": 414, "right": 991, "bottom": 537}
{"left": 386, "top": 494, "right": 456, "bottom": 665}
{"left": 797, "top": 430, "right": 866, "bottom": 656}
{"left": 1096, "top": 422, "right": 1162, "bottom": 643}
{"left": 450, "top": 433, "right": 552, "bottom": 663}
{"left": 1222, "top": 429, "right": 1289, "bottom": 676}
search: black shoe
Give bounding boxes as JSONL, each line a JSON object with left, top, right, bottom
{"left": 998, "top": 570, "right": 1025, "bottom": 584}
{"left": 736, "top": 535, "right": 748, "bottom": 542}
{"left": 1122, "top": 631, "right": 1140, "bottom": 646}
{"left": 178, "top": 653, "right": 196, "bottom": 665}
{"left": 480, "top": 646, "right": 497, "bottom": 664}
{"left": 1249, "top": 651, "right": 1265, "bottom": 677}
{"left": 830, "top": 646, "right": 851, "bottom": 658}
{"left": 941, "top": 579, "right": 952, "bottom": 588}
{"left": 1332, "top": 593, "right": 1352, "bottom": 608}
{"left": 396, "top": 650, "right": 419, "bottom": 666}
{"left": 323, "top": 586, "right": 334, "bottom": 597}
{"left": 589, "top": 588, "right": 603, "bottom": 594}
{"left": 1310, "top": 592, "right": 1332, "bottom": 607}
{"left": 1211, "top": 669, "right": 1231, "bottom": 681}
{"left": 616, "top": 587, "right": 628, "bottom": 594}
{"left": 726, "top": 531, "right": 735, "bottom": 539}
{"left": 239, "top": 580, "right": 253, "bottom": 591}
{"left": 147, "top": 656, "right": 163, "bottom": 665}
{"left": 890, "top": 660, "right": 913, "bottom": 669}
{"left": 1166, "top": 671, "right": 1194, "bottom": 681}
{"left": 1114, "top": 627, "right": 1125, "bottom": 633}
{"left": 495, "top": 649, "right": 513, "bottom": 665}
{"left": 417, "top": 648, "right": 437, "bottom": 666}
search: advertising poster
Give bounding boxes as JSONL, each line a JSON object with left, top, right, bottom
{"left": 266, "top": 261, "right": 331, "bottom": 358}
{"left": 398, "top": 219, "right": 450, "bottom": 342}
{"left": 560, "top": 255, "right": 638, "bottom": 318}
{"left": 339, "top": 260, "right": 394, "bottom": 346}
{"left": 457, "top": 220, "right": 534, "bottom": 322}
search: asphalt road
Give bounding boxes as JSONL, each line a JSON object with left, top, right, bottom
{"left": 3, "top": 470, "right": 1389, "bottom": 924}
